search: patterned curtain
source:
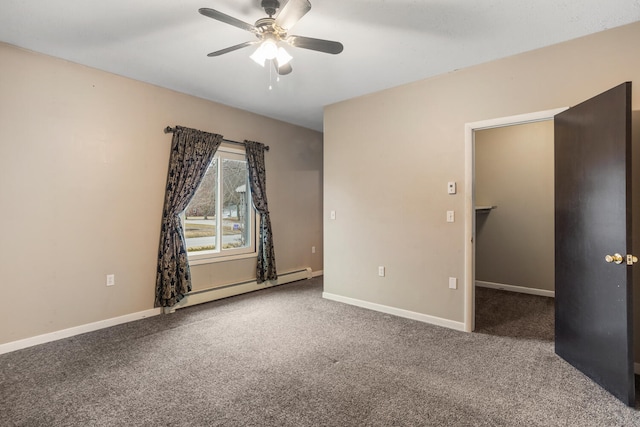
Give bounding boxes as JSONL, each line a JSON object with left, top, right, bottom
{"left": 155, "top": 126, "right": 223, "bottom": 307}
{"left": 245, "top": 140, "right": 277, "bottom": 283}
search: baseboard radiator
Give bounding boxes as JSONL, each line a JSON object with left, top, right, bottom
{"left": 166, "top": 267, "right": 313, "bottom": 313}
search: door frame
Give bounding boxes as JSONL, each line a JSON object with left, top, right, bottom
{"left": 463, "top": 107, "right": 568, "bottom": 332}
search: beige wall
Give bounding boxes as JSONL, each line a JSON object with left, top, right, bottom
{"left": 475, "top": 121, "right": 555, "bottom": 292}
{"left": 324, "top": 21, "right": 640, "bottom": 325}
{"left": 0, "top": 42, "right": 323, "bottom": 345}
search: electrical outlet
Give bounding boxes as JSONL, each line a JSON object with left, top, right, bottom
{"left": 106, "top": 274, "right": 115, "bottom": 287}
{"left": 378, "top": 266, "right": 385, "bottom": 277}
{"left": 449, "top": 277, "right": 457, "bottom": 289}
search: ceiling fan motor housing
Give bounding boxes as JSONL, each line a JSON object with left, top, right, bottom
{"left": 261, "top": 0, "right": 280, "bottom": 17}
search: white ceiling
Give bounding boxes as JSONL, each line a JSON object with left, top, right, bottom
{"left": 1, "top": 0, "right": 639, "bottom": 131}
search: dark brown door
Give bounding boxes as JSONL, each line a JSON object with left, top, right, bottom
{"left": 554, "top": 82, "right": 634, "bottom": 406}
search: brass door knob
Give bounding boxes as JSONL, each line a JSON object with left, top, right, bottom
{"left": 605, "top": 253, "right": 624, "bottom": 264}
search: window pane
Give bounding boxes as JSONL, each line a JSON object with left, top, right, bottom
{"left": 222, "top": 158, "right": 250, "bottom": 249}
{"left": 184, "top": 158, "right": 218, "bottom": 252}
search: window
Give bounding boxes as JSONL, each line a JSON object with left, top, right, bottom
{"left": 183, "top": 147, "right": 256, "bottom": 264}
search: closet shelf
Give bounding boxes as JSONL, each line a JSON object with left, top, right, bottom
{"left": 475, "top": 205, "right": 497, "bottom": 213}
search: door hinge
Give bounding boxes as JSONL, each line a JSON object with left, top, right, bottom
{"left": 627, "top": 254, "right": 638, "bottom": 265}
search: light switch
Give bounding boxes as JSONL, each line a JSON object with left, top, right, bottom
{"left": 330, "top": 210, "right": 336, "bottom": 220}
{"left": 449, "top": 277, "right": 457, "bottom": 289}
{"left": 448, "top": 182, "right": 457, "bottom": 195}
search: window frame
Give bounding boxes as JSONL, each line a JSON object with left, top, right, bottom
{"left": 185, "top": 145, "right": 257, "bottom": 265}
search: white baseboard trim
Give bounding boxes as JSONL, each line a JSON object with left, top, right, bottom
{"left": 322, "top": 292, "right": 466, "bottom": 332}
{"left": 0, "top": 308, "right": 162, "bottom": 355}
{"left": 476, "top": 280, "right": 555, "bottom": 298}
{"left": 2, "top": 268, "right": 318, "bottom": 355}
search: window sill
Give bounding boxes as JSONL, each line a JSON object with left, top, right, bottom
{"left": 188, "top": 251, "right": 257, "bottom": 266}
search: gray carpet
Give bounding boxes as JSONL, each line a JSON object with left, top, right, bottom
{"left": 1, "top": 278, "right": 639, "bottom": 426}
{"left": 474, "top": 286, "right": 555, "bottom": 341}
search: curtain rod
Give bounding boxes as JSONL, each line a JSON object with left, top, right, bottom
{"left": 164, "top": 126, "right": 269, "bottom": 151}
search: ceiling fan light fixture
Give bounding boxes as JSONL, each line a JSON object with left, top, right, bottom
{"left": 261, "top": 39, "right": 279, "bottom": 60}
{"left": 250, "top": 39, "right": 280, "bottom": 66}
{"left": 250, "top": 40, "right": 292, "bottom": 67}
{"left": 250, "top": 47, "right": 267, "bottom": 67}
{"left": 276, "top": 47, "right": 292, "bottom": 66}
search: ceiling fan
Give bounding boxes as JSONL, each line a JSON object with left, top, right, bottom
{"left": 199, "top": 0, "right": 344, "bottom": 75}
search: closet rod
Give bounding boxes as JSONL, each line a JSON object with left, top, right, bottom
{"left": 163, "top": 126, "right": 269, "bottom": 151}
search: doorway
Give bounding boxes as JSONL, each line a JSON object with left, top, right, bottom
{"left": 473, "top": 120, "right": 556, "bottom": 339}
{"left": 463, "top": 108, "right": 567, "bottom": 333}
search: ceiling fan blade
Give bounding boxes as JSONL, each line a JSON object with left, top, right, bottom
{"left": 207, "top": 41, "right": 258, "bottom": 57}
{"left": 273, "top": 59, "right": 293, "bottom": 75}
{"left": 286, "top": 35, "right": 344, "bottom": 54}
{"left": 275, "top": 0, "right": 311, "bottom": 31}
{"left": 199, "top": 8, "right": 257, "bottom": 33}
